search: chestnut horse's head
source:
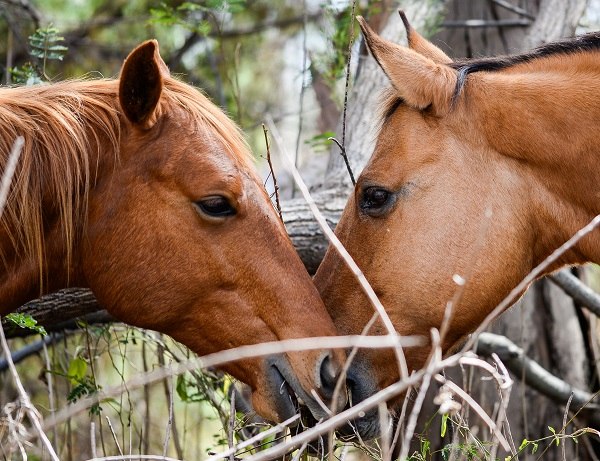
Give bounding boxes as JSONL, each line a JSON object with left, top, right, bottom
{"left": 315, "top": 16, "right": 600, "bottom": 438}
{"left": 0, "top": 41, "right": 346, "bottom": 423}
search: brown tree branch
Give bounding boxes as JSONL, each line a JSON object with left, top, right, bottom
{"left": 549, "top": 269, "right": 600, "bottom": 317}
{"left": 476, "top": 332, "right": 600, "bottom": 425}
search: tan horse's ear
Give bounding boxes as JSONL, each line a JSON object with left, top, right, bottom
{"left": 399, "top": 10, "right": 452, "bottom": 64}
{"left": 357, "top": 16, "right": 456, "bottom": 115}
{"left": 119, "top": 40, "right": 170, "bottom": 129}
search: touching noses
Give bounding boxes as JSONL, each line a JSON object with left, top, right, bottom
{"left": 317, "top": 352, "right": 348, "bottom": 411}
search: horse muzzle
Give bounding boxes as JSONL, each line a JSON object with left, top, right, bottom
{"left": 256, "top": 353, "right": 347, "bottom": 424}
{"left": 335, "top": 365, "right": 383, "bottom": 440}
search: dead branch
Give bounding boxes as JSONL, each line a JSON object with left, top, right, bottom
{"left": 549, "top": 269, "right": 600, "bottom": 317}
{"left": 476, "top": 332, "right": 600, "bottom": 425}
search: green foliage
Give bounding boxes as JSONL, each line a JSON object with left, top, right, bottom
{"left": 67, "top": 375, "right": 102, "bottom": 415}
{"left": 149, "top": 0, "right": 247, "bottom": 35}
{"left": 29, "top": 25, "right": 68, "bottom": 62}
{"left": 548, "top": 425, "right": 561, "bottom": 446}
{"left": 67, "top": 356, "right": 88, "bottom": 385}
{"left": 4, "top": 313, "right": 47, "bottom": 336}
{"left": 9, "top": 63, "right": 42, "bottom": 85}
{"left": 305, "top": 131, "right": 335, "bottom": 152}
{"left": 518, "top": 438, "right": 539, "bottom": 455}
{"left": 8, "top": 24, "right": 68, "bottom": 83}
{"left": 440, "top": 413, "right": 449, "bottom": 437}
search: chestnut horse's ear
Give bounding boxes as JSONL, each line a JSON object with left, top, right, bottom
{"left": 399, "top": 11, "right": 452, "bottom": 64}
{"left": 357, "top": 16, "right": 457, "bottom": 115}
{"left": 119, "top": 40, "right": 170, "bottom": 129}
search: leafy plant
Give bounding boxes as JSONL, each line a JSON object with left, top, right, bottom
{"left": 9, "top": 24, "right": 68, "bottom": 84}
{"left": 305, "top": 131, "right": 335, "bottom": 152}
{"left": 29, "top": 25, "right": 68, "bottom": 78}
{"left": 4, "top": 313, "right": 47, "bottom": 336}
{"left": 9, "top": 63, "right": 42, "bottom": 86}
{"left": 149, "top": 0, "right": 247, "bottom": 35}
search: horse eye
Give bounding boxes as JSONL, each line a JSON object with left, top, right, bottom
{"left": 195, "top": 196, "right": 236, "bottom": 218}
{"left": 361, "top": 187, "right": 391, "bottom": 214}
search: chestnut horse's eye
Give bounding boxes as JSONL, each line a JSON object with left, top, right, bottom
{"left": 195, "top": 196, "right": 236, "bottom": 218}
{"left": 360, "top": 187, "right": 392, "bottom": 216}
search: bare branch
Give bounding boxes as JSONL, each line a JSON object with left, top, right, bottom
{"left": 490, "top": 0, "right": 536, "bottom": 19}
{"left": 0, "top": 334, "right": 61, "bottom": 372}
{"left": 549, "top": 269, "right": 600, "bottom": 317}
{"left": 476, "top": 332, "right": 600, "bottom": 424}
{"left": 442, "top": 19, "right": 532, "bottom": 28}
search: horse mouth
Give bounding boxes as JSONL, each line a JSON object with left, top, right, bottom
{"left": 268, "top": 358, "right": 380, "bottom": 442}
{"left": 268, "top": 358, "right": 330, "bottom": 423}
{"left": 269, "top": 364, "right": 301, "bottom": 421}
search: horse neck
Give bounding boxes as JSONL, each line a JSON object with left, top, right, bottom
{"left": 470, "top": 55, "right": 600, "bottom": 265}
{"left": 0, "top": 81, "right": 121, "bottom": 312}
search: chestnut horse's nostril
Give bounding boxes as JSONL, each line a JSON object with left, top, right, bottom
{"left": 318, "top": 353, "right": 341, "bottom": 400}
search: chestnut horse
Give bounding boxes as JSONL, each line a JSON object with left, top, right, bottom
{"left": 0, "top": 40, "right": 346, "bottom": 423}
{"left": 314, "top": 16, "right": 600, "bottom": 438}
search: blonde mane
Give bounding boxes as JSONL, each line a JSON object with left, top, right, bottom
{"left": 0, "top": 76, "right": 251, "bottom": 291}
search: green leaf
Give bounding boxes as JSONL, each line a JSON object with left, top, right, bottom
{"left": 518, "top": 439, "right": 528, "bottom": 451}
{"left": 5, "top": 313, "right": 47, "bottom": 335}
{"left": 67, "top": 357, "right": 88, "bottom": 385}
{"left": 440, "top": 413, "right": 449, "bottom": 437}
{"left": 548, "top": 426, "right": 560, "bottom": 446}
{"left": 305, "top": 131, "right": 336, "bottom": 152}
{"left": 176, "top": 374, "right": 190, "bottom": 401}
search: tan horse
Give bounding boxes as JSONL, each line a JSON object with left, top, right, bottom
{"left": 0, "top": 40, "right": 346, "bottom": 423}
{"left": 314, "top": 15, "right": 600, "bottom": 438}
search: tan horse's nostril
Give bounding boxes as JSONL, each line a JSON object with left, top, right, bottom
{"left": 318, "top": 353, "right": 340, "bottom": 397}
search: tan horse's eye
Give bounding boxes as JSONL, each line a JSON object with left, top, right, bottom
{"left": 360, "top": 187, "right": 392, "bottom": 216}
{"left": 195, "top": 196, "right": 236, "bottom": 218}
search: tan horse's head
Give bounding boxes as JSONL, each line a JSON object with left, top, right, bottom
{"left": 0, "top": 41, "right": 346, "bottom": 423}
{"left": 315, "top": 16, "right": 600, "bottom": 438}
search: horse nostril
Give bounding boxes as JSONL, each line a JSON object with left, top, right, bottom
{"left": 318, "top": 353, "right": 340, "bottom": 398}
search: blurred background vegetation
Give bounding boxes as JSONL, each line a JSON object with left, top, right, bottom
{"left": 0, "top": 0, "right": 367, "bottom": 174}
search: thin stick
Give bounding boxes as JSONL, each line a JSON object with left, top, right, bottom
{"left": 488, "top": 352, "right": 514, "bottom": 461}
{"left": 205, "top": 414, "right": 300, "bottom": 461}
{"left": 561, "top": 393, "right": 574, "bottom": 461}
{"left": 228, "top": 389, "right": 236, "bottom": 461}
{"left": 87, "top": 456, "right": 184, "bottom": 461}
{"left": 90, "top": 422, "right": 97, "bottom": 459}
{"left": 328, "top": 137, "right": 355, "bottom": 186}
{"left": 142, "top": 340, "right": 151, "bottom": 455}
{"left": 42, "top": 339, "right": 58, "bottom": 446}
{"left": 291, "top": 0, "right": 308, "bottom": 199}
{"left": 398, "top": 329, "right": 442, "bottom": 460}
{"left": 490, "top": 0, "right": 535, "bottom": 19}
{"left": 434, "top": 376, "right": 511, "bottom": 452}
{"left": 0, "top": 136, "right": 23, "bottom": 210}
{"left": 105, "top": 416, "right": 123, "bottom": 457}
{"left": 378, "top": 401, "right": 391, "bottom": 461}
{"left": 341, "top": 0, "right": 357, "bottom": 150}
{"left": 265, "top": 115, "right": 409, "bottom": 379}
{"left": 262, "top": 124, "right": 282, "bottom": 221}
{"left": 328, "top": 0, "right": 358, "bottom": 187}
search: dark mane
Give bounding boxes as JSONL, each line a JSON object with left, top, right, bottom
{"left": 450, "top": 31, "right": 600, "bottom": 100}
